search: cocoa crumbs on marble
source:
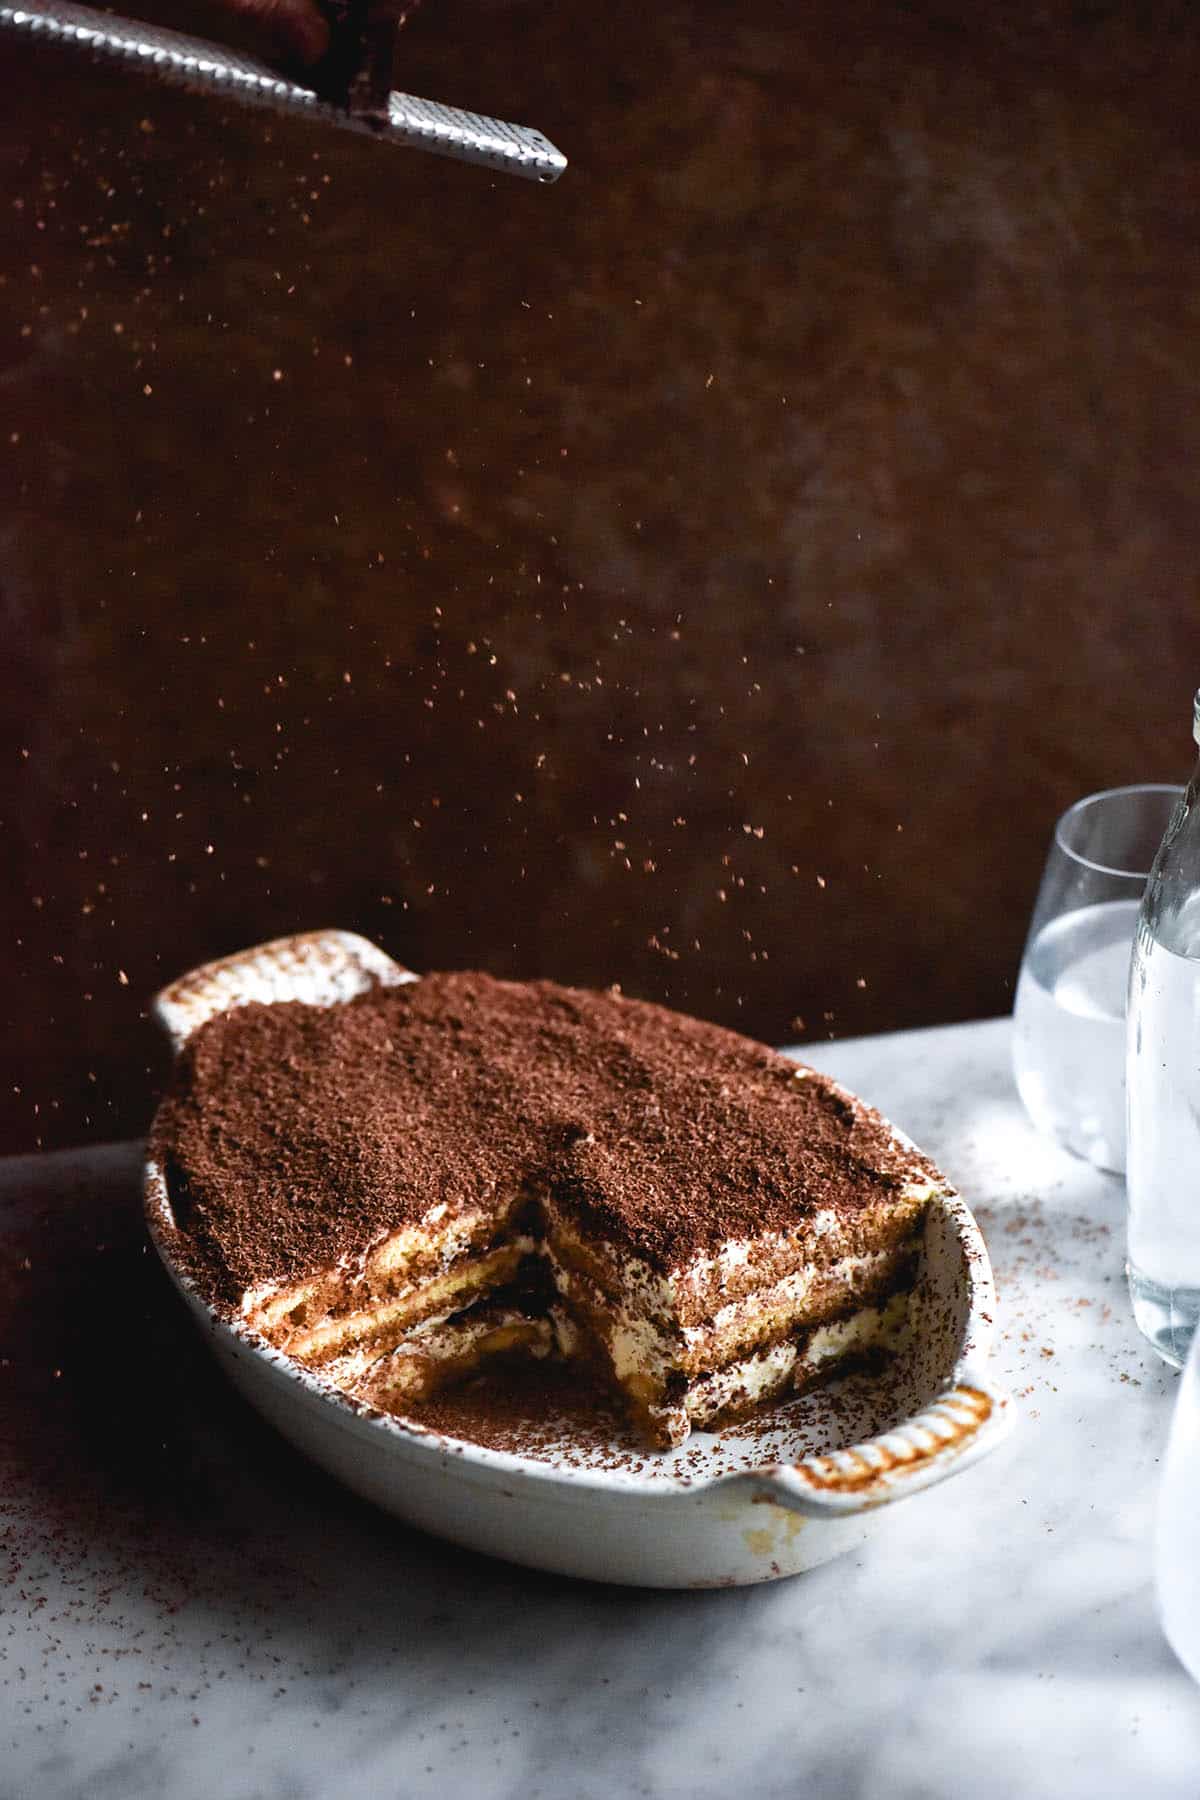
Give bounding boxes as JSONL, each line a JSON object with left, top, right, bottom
{"left": 152, "top": 970, "right": 935, "bottom": 1308}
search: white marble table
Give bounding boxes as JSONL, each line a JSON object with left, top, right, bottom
{"left": 4, "top": 1016, "right": 1199, "bottom": 1799}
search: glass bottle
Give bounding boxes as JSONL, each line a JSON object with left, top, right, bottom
{"left": 1127, "top": 689, "right": 1200, "bottom": 1366}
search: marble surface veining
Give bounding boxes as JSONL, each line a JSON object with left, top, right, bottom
{"left": 4, "top": 1017, "right": 1200, "bottom": 1799}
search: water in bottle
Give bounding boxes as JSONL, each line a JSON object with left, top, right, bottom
{"left": 1127, "top": 892, "right": 1200, "bottom": 1365}
{"left": 1127, "top": 693, "right": 1200, "bottom": 1366}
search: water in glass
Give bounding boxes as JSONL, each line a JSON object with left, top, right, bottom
{"left": 1013, "top": 897, "right": 1138, "bottom": 1174}
{"left": 1013, "top": 782, "right": 1183, "bottom": 1174}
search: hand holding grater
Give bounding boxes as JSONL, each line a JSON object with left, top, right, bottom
{"left": 0, "top": 0, "right": 567, "bottom": 181}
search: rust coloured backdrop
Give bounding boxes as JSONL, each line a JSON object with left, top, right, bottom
{"left": 3, "top": 1, "right": 1199, "bottom": 1152}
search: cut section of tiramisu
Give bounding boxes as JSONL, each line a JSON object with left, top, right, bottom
{"left": 152, "top": 972, "right": 943, "bottom": 1448}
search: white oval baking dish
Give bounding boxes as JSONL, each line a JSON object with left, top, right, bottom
{"left": 143, "top": 930, "right": 1013, "bottom": 1588}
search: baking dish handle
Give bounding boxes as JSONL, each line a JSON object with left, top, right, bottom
{"left": 152, "top": 929, "right": 415, "bottom": 1055}
{"left": 748, "top": 1370, "right": 1013, "bottom": 1518}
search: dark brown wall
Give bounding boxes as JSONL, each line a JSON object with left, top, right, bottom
{"left": 4, "top": 1, "right": 1200, "bottom": 1153}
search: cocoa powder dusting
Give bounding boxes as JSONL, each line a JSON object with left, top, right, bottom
{"left": 153, "top": 972, "right": 933, "bottom": 1307}
{"left": 405, "top": 1359, "right": 631, "bottom": 1460}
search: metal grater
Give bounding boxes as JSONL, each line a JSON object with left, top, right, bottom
{"left": 0, "top": 0, "right": 567, "bottom": 182}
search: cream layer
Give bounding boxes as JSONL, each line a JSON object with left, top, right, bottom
{"left": 349, "top": 1288, "right": 907, "bottom": 1438}
{"left": 261, "top": 1235, "right": 536, "bottom": 1365}
{"left": 679, "top": 1288, "right": 911, "bottom": 1429}
{"left": 242, "top": 1190, "right": 528, "bottom": 1337}
{"left": 639, "top": 1291, "right": 911, "bottom": 1447}
{"left": 680, "top": 1245, "right": 917, "bottom": 1371}
{"left": 546, "top": 1247, "right": 906, "bottom": 1401}
{"left": 541, "top": 1179, "right": 937, "bottom": 1336}
{"left": 239, "top": 1170, "right": 935, "bottom": 1449}
{"left": 354, "top": 1306, "right": 558, "bottom": 1408}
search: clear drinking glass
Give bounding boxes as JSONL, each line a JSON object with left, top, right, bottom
{"left": 1012, "top": 783, "right": 1183, "bottom": 1173}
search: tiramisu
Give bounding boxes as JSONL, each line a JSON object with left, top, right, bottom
{"left": 152, "top": 972, "right": 943, "bottom": 1448}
